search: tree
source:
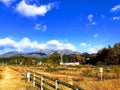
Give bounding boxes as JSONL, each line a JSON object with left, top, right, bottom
{"left": 86, "top": 53, "right": 97, "bottom": 65}
{"left": 76, "top": 54, "right": 85, "bottom": 64}
{"left": 95, "top": 43, "right": 120, "bottom": 65}
{"left": 49, "top": 52, "right": 60, "bottom": 64}
{"left": 114, "top": 43, "right": 120, "bottom": 64}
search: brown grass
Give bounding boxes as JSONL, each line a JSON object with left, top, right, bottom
{"left": 76, "top": 79, "right": 120, "bottom": 90}
{"left": 23, "top": 65, "right": 120, "bottom": 90}
{"left": 2, "top": 65, "right": 120, "bottom": 90}
{"left": 0, "top": 66, "right": 39, "bottom": 90}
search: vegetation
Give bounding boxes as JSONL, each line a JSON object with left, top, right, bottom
{"left": 0, "top": 43, "right": 120, "bottom": 90}
{"left": 88, "top": 43, "right": 120, "bottom": 65}
{"left": 0, "top": 43, "right": 120, "bottom": 65}
{"left": 21, "top": 65, "right": 120, "bottom": 90}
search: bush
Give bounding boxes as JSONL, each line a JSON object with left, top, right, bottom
{"left": 82, "top": 69, "right": 92, "bottom": 77}
{"left": 112, "top": 65, "right": 120, "bottom": 78}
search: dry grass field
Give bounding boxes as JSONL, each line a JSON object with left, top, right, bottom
{"left": 0, "top": 66, "right": 39, "bottom": 90}
{"left": 22, "top": 65, "right": 120, "bottom": 90}
{"left": 0, "top": 65, "right": 120, "bottom": 90}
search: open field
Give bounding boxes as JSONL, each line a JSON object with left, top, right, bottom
{"left": 20, "top": 65, "right": 120, "bottom": 90}
{"left": 0, "top": 65, "right": 120, "bottom": 90}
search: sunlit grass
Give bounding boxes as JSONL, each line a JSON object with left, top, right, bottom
{"left": 24, "top": 65, "right": 120, "bottom": 90}
{"left": 1, "top": 65, "right": 120, "bottom": 90}
{"left": 0, "top": 66, "right": 39, "bottom": 90}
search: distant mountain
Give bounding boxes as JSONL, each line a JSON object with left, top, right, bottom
{"left": 26, "top": 49, "right": 54, "bottom": 58}
{"left": 58, "top": 49, "right": 80, "bottom": 55}
{"left": 82, "top": 52, "right": 89, "bottom": 57}
{"left": 35, "top": 49, "right": 54, "bottom": 55}
{"left": 0, "top": 49, "right": 81, "bottom": 58}
{"left": 0, "top": 51, "right": 24, "bottom": 57}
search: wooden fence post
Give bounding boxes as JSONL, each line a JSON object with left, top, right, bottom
{"left": 55, "top": 79, "right": 58, "bottom": 90}
{"left": 41, "top": 75, "right": 44, "bottom": 90}
{"left": 99, "top": 67, "right": 103, "bottom": 81}
{"left": 33, "top": 72, "right": 36, "bottom": 87}
{"left": 27, "top": 71, "right": 30, "bottom": 82}
{"left": 24, "top": 71, "right": 83, "bottom": 90}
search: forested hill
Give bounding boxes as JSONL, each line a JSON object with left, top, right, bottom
{"left": 88, "top": 43, "right": 120, "bottom": 65}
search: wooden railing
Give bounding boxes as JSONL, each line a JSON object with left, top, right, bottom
{"left": 25, "top": 70, "right": 83, "bottom": 90}
{"left": 9, "top": 66, "right": 83, "bottom": 90}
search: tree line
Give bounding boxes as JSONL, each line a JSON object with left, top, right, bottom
{"left": 88, "top": 43, "right": 120, "bottom": 65}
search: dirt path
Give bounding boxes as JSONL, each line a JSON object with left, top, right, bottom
{"left": 0, "top": 66, "right": 38, "bottom": 90}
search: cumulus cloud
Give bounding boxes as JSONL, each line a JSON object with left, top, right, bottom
{"left": 0, "top": 37, "right": 76, "bottom": 54}
{"left": 87, "top": 14, "right": 97, "bottom": 26}
{"left": 0, "top": 37, "right": 16, "bottom": 51}
{"left": 110, "top": 5, "right": 120, "bottom": 12}
{"left": 0, "top": 0, "right": 14, "bottom": 6}
{"left": 16, "top": 0, "right": 57, "bottom": 17}
{"left": 45, "top": 40, "right": 76, "bottom": 51}
{"left": 34, "top": 24, "right": 47, "bottom": 32}
{"left": 80, "top": 42, "right": 103, "bottom": 54}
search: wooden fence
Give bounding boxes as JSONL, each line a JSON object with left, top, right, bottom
{"left": 9, "top": 66, "right": 83, "bottom": 90}
{"left": 25, "top": 70, "right": 83, "bottom": 90}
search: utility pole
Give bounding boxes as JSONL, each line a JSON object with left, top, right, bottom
{"left": 60, "top": 54, "right": 63, "bottom": 65}
{"left": 15, "top": 59, "right": 18, "bottom": 65}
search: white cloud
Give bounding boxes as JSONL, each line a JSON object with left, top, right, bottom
{"left": 43, "top": 25, "right": 47, "bottom": 32}
{"left": 110, "top": 5, "right": 120, "bottom": 12}
{"left": 87, "top": 45, "right": 103, "bottom": 54}
{"left": 101, "top": 14, "right": 105, "bottom": 18}
{"left": 110, "top": 5, "right": 120, "bottom": 21}
{"left": 0, "top": 0, "right": 14, "bottom": 6}
{"left": 0, "top": 37, "right": 76, "bottom": 54}
{"left": 80, "top": 43, "right": 87, "bottom": 47}
{"left": 34, "top": 24, "right": 40, "bottom": 30}
{"left": 88, "top": 14, "right": 93, "bottom": 22}
{"left": 87, "top": 14, "right": 97, "bottom": 26}
{"left": 92, "top": 22, "right": 97, "bottom": 25}
{"left": 34, "top": 24, "right": 47, "bottom": 32}
{"left": 93, "top": 34, "right": 99, "bottom": 37}
{"left": 112, "top": 16, "right": 120, "bottom": 21}
{"left": 16, "top": 0, "right": 57, "bottom": 17}
{"left": 79, "top": 42, "right": 103, "bottom": 54}
{"left": 43, "top": 40, "right": 76, "bottom": 51}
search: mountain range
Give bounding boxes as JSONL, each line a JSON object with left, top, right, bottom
{"left": 0, "top": 49, "right": 82, "bottom": 58}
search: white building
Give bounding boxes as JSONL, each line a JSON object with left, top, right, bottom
{"left": 60, "top": 62, "right": 79, "bottom": 66}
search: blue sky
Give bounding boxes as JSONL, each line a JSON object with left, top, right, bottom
{"left": 0, "top": 0, "right": 120, "bottom": 54}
